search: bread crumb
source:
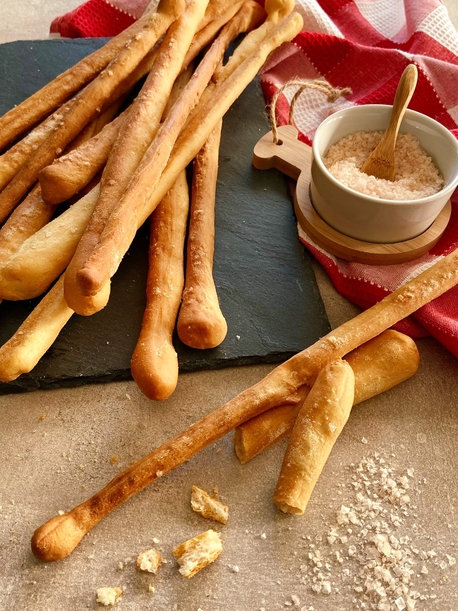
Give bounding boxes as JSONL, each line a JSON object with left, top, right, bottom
{"left": 191, "top": 485, "right": 229, "bottom": 524}
{"left": 136, "top": 548, "right": 162, "bottom": 574}
{"left": 110, "top": 456, "right": 119, "bottom": 465}
{"left": 96, "top": 587, "right": 122, "bottom": 606}
{"left": 173, "top": 529, "right": 222, "bottom": 578}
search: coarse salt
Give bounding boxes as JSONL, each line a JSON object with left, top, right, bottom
{"left": 323, "top": 131, "right": 444, "bottom": 200}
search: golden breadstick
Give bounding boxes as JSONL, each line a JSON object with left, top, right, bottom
{"left": 63, "top": 0, "right": 209, "bottom": 316}
{"left": 76, "top": 11, "right": 304, "bottom": 298}
{"left": 0, "top": 100, "right": 74, "bottom": 193}
{"left": 214, "top": 0, "right": 294, "bottom": 82}
{"left": 0, "top": 186, "right": 100, "bottom": 301}
{"left": 39, "top": 110, "right": 127, "bottom": 205}
{"left": 182, "top": 1, "right": 247, "bottom": 71}
{"left": 0, "top": 275, "right": 73, "bottom": 383}
{"left": 61, "top": 66, "right": 194, "bottom": 318}
{"left": 234, "top": 330, "right": 419, "bottom": 463}
{"left": 31, "top": 243, "right": 458, "bottom": 562}
{"left": 0, "top": 94, "right": 126, "bottom": 194}
{"left": 0, "top": 5, "right": 161, "bottom": 152}
{"left": 273, "top": 359, "right": 355, "bottom": 515}
{"left": 130, "top": 171, "right": 189, "bottom": 401}
{"left": 0, "top": 185, "right": 55, "bottom": 267}
{"left": 177, "top": 120, "right": 227, "bottom": 349}
{"left": 0, "top": 0, "right": 184, "bottom": 224}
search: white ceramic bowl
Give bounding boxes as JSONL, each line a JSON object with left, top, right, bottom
{"left": 310, "top": 104, "right": 458, "bottom": 243}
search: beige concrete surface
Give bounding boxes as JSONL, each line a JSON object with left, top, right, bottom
{"left": 0, "top": 2, "right": 458, "bottom": 611}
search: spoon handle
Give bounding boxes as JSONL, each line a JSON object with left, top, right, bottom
{"left": 386, "top": 64, "right": 418, "bottom": 141}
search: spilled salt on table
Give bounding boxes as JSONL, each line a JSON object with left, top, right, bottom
{"left": 322, "top": 131, "right": 444, "bottom": 200}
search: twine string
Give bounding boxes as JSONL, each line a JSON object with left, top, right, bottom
{"left": 269, "top": 79, "right": 352, "bottom": 144}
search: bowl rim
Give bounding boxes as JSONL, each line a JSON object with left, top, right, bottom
{"left": 312, "top": 104, "right": 458, "bottom": 206}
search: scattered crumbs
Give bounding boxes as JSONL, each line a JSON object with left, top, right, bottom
{"left": 148, "top": 584, "right": 155, "bottom": 593}
{"left": 361, "top": 437, "right": 368, "bottom": 444}
{"left": 57, "top": 510, "right": 65, "bottom": 516}
{"left": 299, "top": 452, "right": 455, "bottom": 610}
{"left": 110, "top": 456, "right": 119, "bottom": 465}
{"left": 260, "top": 533, "right": 267, "bottom": 540}
{"left": 291, "top": 593, "right": 301, "bottom": 605}
{"left": 39, "top": 414, "right": 46, "bottom": 421}
{"left": 125, "top": 393, "right": 131, "bottom": 400}
{"left": 236, "top": 335, "right": 241, "bottom": 341}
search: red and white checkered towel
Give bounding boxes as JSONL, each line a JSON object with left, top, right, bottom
{"left": 259, "top": 0, "right": 458, "bottom": 356}
{"left": 51, "top": 0, "right": 458, "bottom": 357}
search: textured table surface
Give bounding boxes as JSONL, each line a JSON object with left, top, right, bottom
{"left": 0, "top": 3, "right": 457, "bottom": 611}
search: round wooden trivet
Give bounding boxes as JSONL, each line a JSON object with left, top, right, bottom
{"left": 294, "top": 162, "right": 452, "bottom": 266}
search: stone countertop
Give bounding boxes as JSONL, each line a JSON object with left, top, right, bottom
{"left": 0, "top": 2, "right": 457, "bottom": 611}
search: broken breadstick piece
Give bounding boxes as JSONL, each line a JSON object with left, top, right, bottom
{"left": 191, "top": 485, "right": 229, "bottom": 524}
{"left": 273, "top": 359, "right": 355, "bottom": 515}
{"left": 173, "top": 529, "right": 222, "bottom": 578}
{"left": 0, "top": 275, "right": 73, "bottom": 383}
{"left": 130, "top": 171, "right": 189, "bottom": 401}
{"left": 177, "top": 120, "right": 228, "bottom": 349}
{"left": 136, "top": 548, "right": 162, "bottom": 574}
{"left": 234, "top": 329, "right": 420, "bottom": 463}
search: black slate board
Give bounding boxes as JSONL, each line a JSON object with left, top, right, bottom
{"left": 0, "top": 38, "right": 330, "bottom": 394}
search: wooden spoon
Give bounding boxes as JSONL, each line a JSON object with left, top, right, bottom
{"left": 361, "top": 64, "right": 418, "bottom": 181}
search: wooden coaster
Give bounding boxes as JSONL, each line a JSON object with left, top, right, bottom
{"left": 253, "top": 125, "right": 452, "bottom": 265}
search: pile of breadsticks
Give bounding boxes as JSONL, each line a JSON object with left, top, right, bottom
{"left": 0, "top": 0, "right": 303, "bottom": 399}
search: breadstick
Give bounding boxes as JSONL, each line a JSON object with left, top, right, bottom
{"left": 213, "top": 0, "right": 294, "bottom": 82}
{"left": 76, "top": 11, "right": 304, "bottom": 298}
{"left": 177, "top": 120, "right": 227, "bottom": 349}
{"left": 63, "top": 0, "right": 209, "bottom": 316}
{"left": 31, "top": 243, "right": 458, "bottom": 562}
{"left": 182, "top": 1, "right": 247, "bottom": 71}
{"left": 273, "top": 359, "right": 355, "bottom": 515}
{"left": 0, "top": 5, "right": 161, "bottom": 152}
{"left": 0, "top": 186, "right": 100, "bottom": 301}
{"left": 0, "top": 185, "right": 55, "bottom": 267}
{"left": 130, "top": 171, "right": 189, "bottom": 400}
{"left": 0, "top": 94, "right": 126, "bottom": 194}
{"left": 0, "top": 0, "right": 184, "bottom": 224}
{"left": 61, "top": 65, "right": 194, "bottom": 318}
{"left": 234, "top": 330, "right": 420, "bottom": 463}
{"left": 39, "top": 110, "right": 127, "bottom": 205}
{"left": 0, "top": 275, "right": 73, "bottom": 383}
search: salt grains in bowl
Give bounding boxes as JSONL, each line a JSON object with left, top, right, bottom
{"left": 310, "top": 105, "right": 458, "bottom": 243}
{"left": 323, "top": 131, "right": 444, "bottom": 201}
